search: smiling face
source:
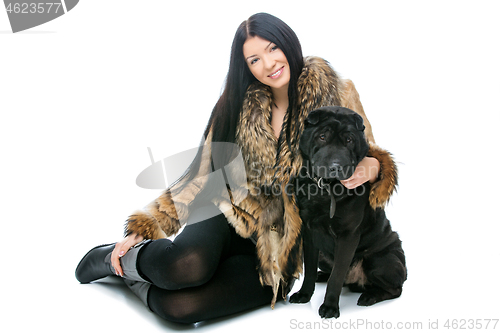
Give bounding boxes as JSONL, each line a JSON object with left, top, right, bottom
{"left": 243, "top": 35, "right": 290, "bottom": 92}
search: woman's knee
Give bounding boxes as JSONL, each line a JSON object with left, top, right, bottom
{"left": 138, "top": 214, "right": 231, "bottom": 289}
{"left": 147, "top": 286, "right": 205, "bottom": 324}
{"left": 152, "top": 303, "right": 201, "bottom": 324}
{"left": 153, "top": 249, "right": 217, "bottom": 289}
{"left": 138, "top": 236, "right": 222, "bottom": 289}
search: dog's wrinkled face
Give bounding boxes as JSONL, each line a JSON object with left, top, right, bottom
{"left": 300, "top": 106, "right": 369, "bottom": 180}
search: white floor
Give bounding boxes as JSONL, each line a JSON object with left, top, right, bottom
{"left": 13, "top": 233, "right": 500, "bottom": 333}
{"left": 2, "top": 1, "right": 500, "bottom": 332}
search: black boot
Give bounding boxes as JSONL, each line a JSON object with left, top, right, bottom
{"left": 75, "top": 244, "right": 116, "bottom": 284}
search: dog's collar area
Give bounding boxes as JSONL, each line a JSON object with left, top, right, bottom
{"left": 305, "top": 171, "right": 335, "bottom": 191}
{"left": 305, "top": 171, "right": 337, "bottom": 218}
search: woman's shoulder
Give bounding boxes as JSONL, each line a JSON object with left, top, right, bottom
{"left": 302, "top": 56, "right": 358, "bottom": 89}
{"left": 303, "top": 55, "right": 330, "bottom": 67}
{"left": 302, "top": 56, "right": 333, "bottom": 74}
{"left": 298, "top": 56, "right": 346, "bottom": 93}
{"left": 301, "top": 56, "right": 346, "bottom": 81}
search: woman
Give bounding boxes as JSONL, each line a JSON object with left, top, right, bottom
{"left": 75, "top": 13, "right": 397, "bottom": 324}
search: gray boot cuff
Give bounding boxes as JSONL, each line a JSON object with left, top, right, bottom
{"left": 119, "top": 239, "right": 151, "bottom": 283}
{"left": 123, "top": 278, "right": 151, "bottom": 306}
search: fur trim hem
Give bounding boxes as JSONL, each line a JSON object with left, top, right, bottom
{"left": 125, "top": 191, "right": 182, "bottom": 239}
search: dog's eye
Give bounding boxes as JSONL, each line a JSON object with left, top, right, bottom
{"left": 346, "top": 137, "right": 352, "bottom": 143}
{"left": 319, "top": 134, "right": 326, "bottom": 141}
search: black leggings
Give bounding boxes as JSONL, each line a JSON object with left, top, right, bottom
{"left": 136, "top": 212, "right": 274, "bottom": 324}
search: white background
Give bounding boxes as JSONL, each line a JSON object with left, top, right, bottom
{"left": 1, "top": 1, "right": 499, "bottom": 332}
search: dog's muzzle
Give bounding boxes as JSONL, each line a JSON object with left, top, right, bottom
{"left": 312, "top": 162, "right": 355, "bottom": 181}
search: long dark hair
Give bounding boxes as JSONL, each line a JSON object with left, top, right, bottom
{"left": 175, "top": 13, "right": 304, "bottom": 189}
{"left": 205, "top": 12, "right": 304, "bottom": 145}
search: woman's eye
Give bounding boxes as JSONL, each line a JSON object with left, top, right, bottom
{"left": 250, "top": 58, "right": 258, "bottom": 65}
{"left": 271, "top": 45, "right": 279, "bottom": 52}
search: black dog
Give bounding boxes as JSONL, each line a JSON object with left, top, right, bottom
{"left": 289, "top": 106, "right": 407, "bottom": 319}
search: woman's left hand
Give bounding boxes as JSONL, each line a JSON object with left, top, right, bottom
{"left": 340, "top": 157, "right": 380, "bottom": 189}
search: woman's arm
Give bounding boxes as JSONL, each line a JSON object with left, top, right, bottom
{"left": 124, "top": 191, "right": 182, "bottom": 239}
{"left": 123, "top": 128, "right": 219, "bottom": 240}
{"left": 114, "top": 133, "right": 217, "bottom": 274}
{"left": 110, "top": 233, "right": 144, "bottom": 277}
{"left": 340, "top": 79, "right": 398, "bottom": 208}
{"left": 340, "top": 79, "right": 375, "bottom": 144}
{"left": 341, "top": 156, "right": 380, "bottom": 189}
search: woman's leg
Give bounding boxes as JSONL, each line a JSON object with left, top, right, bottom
{"left": 78, "top": 205, "right": 271, "bottom": 323}
{"left": 147, "top": 254, "right": 274, "bottom": 324}
{"left": 136, "top": 210, "right": 273, "bottom": 324}
{"left": 136, "top": 212, "right": 234, "bottom": 290}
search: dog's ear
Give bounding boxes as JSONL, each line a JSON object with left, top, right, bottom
{"left": 353, "top": 113, "right": 365, "bottom": 132}
{"left": 305, "top": 108, "right": 332, "bottom": 126}
{"left": 305, "top": 109, "right": 321, "bottom": 126}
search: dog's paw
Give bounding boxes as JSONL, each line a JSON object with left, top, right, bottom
{"left": 357, "top": 292, "right": 378, "bottom": 306}
{"left": 289, "top": 291, "right": 312, "bottom": 304}
{"left": 319, "top": 303, "right": 340, "bottom": 319}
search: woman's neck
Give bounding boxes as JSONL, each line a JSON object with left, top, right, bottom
{"left": 271, "top": 85, "right": 289, "bottom": 110}
{"left": 271, "top": 85, "right": 289, "bottom": 139}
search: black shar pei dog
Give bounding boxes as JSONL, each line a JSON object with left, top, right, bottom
{"left": 290, "top": 106, "right": 407, "bottom": 319}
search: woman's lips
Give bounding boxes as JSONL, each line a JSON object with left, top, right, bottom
{"left": 268, "top": 66, "right": 284, "bottom": 79}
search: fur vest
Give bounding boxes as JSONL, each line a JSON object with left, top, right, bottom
{"left": 124, "top": 56, "right": 397, "bottom": 307}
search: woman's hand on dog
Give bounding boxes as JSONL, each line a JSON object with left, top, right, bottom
{"left": 110, "top": 233, "right": 144, "bottom": 277}
{"left": 341, "top": 157, "right": 380, "bottom": 189}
